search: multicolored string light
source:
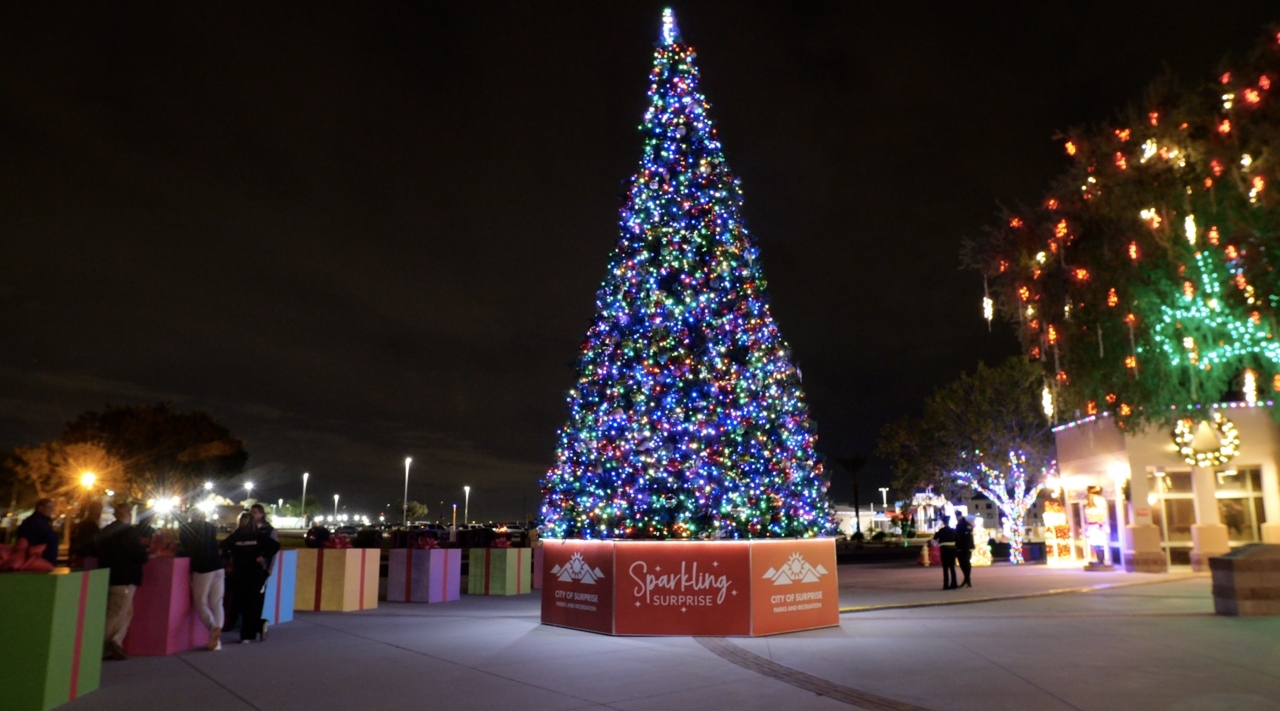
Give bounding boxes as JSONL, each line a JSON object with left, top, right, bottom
{"left": 953, "top": 451, "right": 1047, "bottom": 564}
{"left": 970, "top": 30, "right": 1280, "bottom": 428}
{"left": 540, "top": 9, "right": 830, "bottom": 540}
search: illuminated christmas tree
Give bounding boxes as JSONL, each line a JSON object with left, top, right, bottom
{"left": 541, "top": 9, "right": 830, "bottom": 540}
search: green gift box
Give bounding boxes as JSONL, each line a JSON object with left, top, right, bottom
{"left": 467, "top": 547, "right": 532, "bottom": 596}
{"left": 0, "top": 569, "right": 109, "bottom": 711}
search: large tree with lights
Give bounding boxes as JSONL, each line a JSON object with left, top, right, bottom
{"left": 541, "top": 10, "right": 830, "bottom": 540}
{"left": 967, "top": 29, "right": 1280, "bottom": 430}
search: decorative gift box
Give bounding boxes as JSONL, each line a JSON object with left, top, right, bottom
{"left": 263, "top": 549, "right": 297, "bottom": 625}
{"left": 468, "top": 546, "right": 532, "bottom": 596}
{"left": 0, "top": 568, "right": 109, "bottom": 711}
{"left": 387, "top": 547, "right": 461, "bottom": 603}
{"left": 124, "top": 556, "right": 209, "bottom": 656}
{"left": 294, "top": 546, "right": 379, "bottom": 612}
{"left": 532, "top": 546, "right": 545, "bottom": 590}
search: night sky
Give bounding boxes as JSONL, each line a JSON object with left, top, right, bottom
{"left": 2, "top": 2, "right": 1276, "bottom": 521}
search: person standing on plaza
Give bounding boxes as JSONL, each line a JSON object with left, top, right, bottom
{"left": 305, "top": 520, "right": 330, "bottom": 548}
{"left": 70, "top": 500, "right": 103, "bottom": 568}
{"left": 17, "top": 498, "right": 60, "bottom": 567}
{"left": 934, "top": 518, "right": 958, "bottom": 590}
{"left": 250, "top": 503, "right": 279, "bottom": 574}
{"left": 220, "top": 511, "right": 280, "bottom": 643}
{"left": 955, "top": 515, "right": 974, "bottom": 589}
{"left": 96, "top": 501, "right": 149, "bottom": 660}
{"left": 180, "top": 508, "right": 226, "bottom": 650}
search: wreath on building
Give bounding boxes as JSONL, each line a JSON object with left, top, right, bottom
{"left": 1172, "top": 411, "right": 1239, "bottom": 467}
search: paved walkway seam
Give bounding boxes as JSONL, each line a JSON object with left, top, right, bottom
{"left": 176, "top": 655, "right": 265, "bottom": 711}
{"left": 838, "top": 573, "right": 1202, "bottom": 614}
{"left": 695, "top": 636, "right": 935, "bottom": 711}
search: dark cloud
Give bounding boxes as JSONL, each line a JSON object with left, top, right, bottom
{"left": 1, "top": 2, "right": 1275, "bottom": 517}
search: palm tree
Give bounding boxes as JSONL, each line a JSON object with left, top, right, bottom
{"left": 834, "top": 454, "right": 869, "bottom": 536}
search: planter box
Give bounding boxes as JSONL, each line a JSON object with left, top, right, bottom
{"left": 1211, "top": 543, "right": 1280, "bottom": 616}
{"left": 0, "top": 569, "right": 109, "bottom": 711}
{"left": 467, "top": 548, "right": 532, "bottom": 596}
{"left": 295, "top": 548, "right": 379, "bottom": 612}
{"left": 387, "top": 549, "right": 460, "bottom": 603}
{"left": 540, "top": 538, "right": 839, "bottom": 637}
{"left": 124, "top": 557, "right": 209, "bottom": 656}
{"left": 263, "top": 550, "right": 297, "bottom": 625}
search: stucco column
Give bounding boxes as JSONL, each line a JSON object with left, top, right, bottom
{"left": 1123, "top": 467, "right": 1166, "bottom": 573}
{"left": 1190, "top": 464, "right": 1230, "bottom": 571}
{"left": 1261, "top": 460, "right": 1280, "bottom": 544}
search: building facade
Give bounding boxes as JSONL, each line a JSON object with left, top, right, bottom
{"left": 1054, "top": 403, "right": 1280, "bottom": 572}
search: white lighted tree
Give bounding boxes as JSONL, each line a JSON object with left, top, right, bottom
{"left": 953, "top": 451, "right": 1048, "bottom": 564}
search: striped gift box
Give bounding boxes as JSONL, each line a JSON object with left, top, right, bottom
{"left": 0, "top": 568, "right": 109, "bottom": 711}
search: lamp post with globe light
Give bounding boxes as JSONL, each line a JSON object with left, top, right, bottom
{"left": 69, "top": 472, "right": 96, "bottom": 546}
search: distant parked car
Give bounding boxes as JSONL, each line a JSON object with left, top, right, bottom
{"left": 335, "top": 525, "right": 359, "bottom": 536}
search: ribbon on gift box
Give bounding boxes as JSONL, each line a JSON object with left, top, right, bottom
{"left": 323, "top": 534, "right": 353, "bottom": 549}
{"left": 0, "top": 539, "right": 56, "bottom": 572}
{"left": 490, "top": 537, "right": 512, "bottom": 549}
{"left": 141, "top": 532, "right": 178, "bottom": 557}
{"left": 411, "top": 536, "right": 440, "bottom": 550}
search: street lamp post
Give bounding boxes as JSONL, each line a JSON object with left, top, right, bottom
{"left": 245, "top": 482, "right": 254, "bottom": 503}
{"left": 403, "top": 457, "right": 412, "bottom": 527}
{"left": 464, "top": 486, "right": 470, "bottom": 526}
{"left": 333, "top": 494, "right": 340, "bottom": 518}
{"left": 879, "top": 487, "right": 890, "bottom": 508}
{"left": 301, "top": 472, "right": 310, "bottom": 527}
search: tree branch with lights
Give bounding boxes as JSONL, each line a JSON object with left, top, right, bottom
{"left": 966, "top": 28, "right": 1280, "bottom": 430}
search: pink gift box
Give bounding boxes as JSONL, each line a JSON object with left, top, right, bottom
{"left": 123, "top": 557, "right": 209, "bottom": 656}
{"left": 387, "top": 549, "right": 460, "bottom": 603}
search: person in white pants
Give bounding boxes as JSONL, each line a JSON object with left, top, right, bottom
{"left": 180, "top": 509, "right": 226, "bottom": 650}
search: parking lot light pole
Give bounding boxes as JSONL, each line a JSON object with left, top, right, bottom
{"left": 334, "top": 494, "right": 339, "bottom": 518}
{"left": 301, "top": 472, "right": 309, "bottom": 527}
{"left": 464, "top": 486, "right": 470, "bottom": 526}
{"left": 403, "top": 457, "right": 412, "bottom": 527}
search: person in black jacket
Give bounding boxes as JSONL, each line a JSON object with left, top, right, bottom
{"left": 934, "top": 518, "right": 958, "bottom": 590}
{"left": 955, "top": 516, "right": 975, "bottom": 589}
{"left": 96, "top": 502, "right": 150, "bottom": 660}
{"left": 250, "top": 503, "right": 279, "bottom": 574}
{"left": 16, "top": 498, "right": 60, "bottom": 566}
{"left": 220, "top": 513, "right": 281, "bottom": 643}
{"left": 70, "top": 501, "right": 103, "bottom": 568}
{"left": 180, "top": 508, "right": 226, "bottom": 651}
{"left": 305, "top": 522, "right": 330, "bottom": 548}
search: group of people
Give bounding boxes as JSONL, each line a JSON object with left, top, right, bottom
{"left": 931, "top": 516, "right": 976, "bottom": 590}
{"left": 14, "top": 498, "right": 281, "bottom": 660}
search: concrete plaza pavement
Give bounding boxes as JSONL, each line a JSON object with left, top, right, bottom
{"left": 65, "top": 564, "right": 1280, "bottom": 711}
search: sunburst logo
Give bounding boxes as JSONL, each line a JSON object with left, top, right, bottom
{"left": 762, "top": 552, "right": 828, "bottom": 585}
{"left": 551, "top": 552, "right": 607, "bottom": 584}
